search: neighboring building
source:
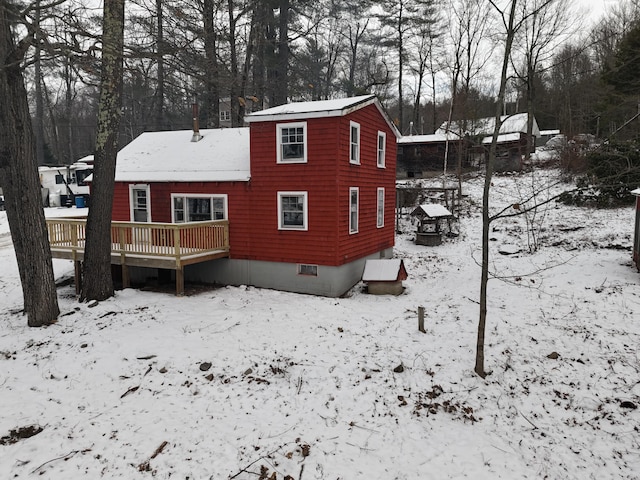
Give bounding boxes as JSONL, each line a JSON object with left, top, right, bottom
{"left": 537, "top": 129, "right": 561, "bottom": 147}
{"left": 436, "top": 113, "right": 540, "bottom": 171}
{"left": 633, "top": 188, "right": 640, "bottom": 271}
{"left": 218, "top": 96, "right": 262, "bottom": 127}
{"left": 396, "top": 132, "right": 472, "bottom": 178}
{"left": 109, "top": 95, "right": 400, "bottom": 297}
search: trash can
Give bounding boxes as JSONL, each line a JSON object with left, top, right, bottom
{"left": 75, "top": 196, "right": 85, "bottom": 208}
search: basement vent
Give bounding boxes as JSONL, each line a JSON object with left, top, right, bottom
{"left": 297, "top": 264, "right": 318, "bottom": 276}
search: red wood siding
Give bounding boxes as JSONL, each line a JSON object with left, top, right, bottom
{"left": 245, "top": 102, "right": 396, "bottom": 266}
{"left": 112, "top": 181, "right": 253, "bottom": 259}
{"left": 337, "top": 104, "right": 396, "bottom": 263}
{"left": 112, "top": 183, "right": 131, "bottom": 221}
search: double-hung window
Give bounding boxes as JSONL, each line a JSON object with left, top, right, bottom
{"left": 349, "top": 187, "right": 359, "bottom": 234}
{"left": 171, "top": 194, "right": 227, "bottom": 223}
{"left": 350, "top": 121, "right": 360, "bottom": 164}
{"left": 377, "top": 131, "right": 386, "bottom": 168}
{"left": 278, "top": 192, "right": 308, "bottom": 230}
{"left": 277, "top": 122, "right": 307, "bottom": 163}
{"left": 377, "top": 188, "right": 385, "bottom": 228}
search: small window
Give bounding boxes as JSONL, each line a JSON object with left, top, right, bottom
{"left": 277, "top": 122, "right": 307, "bottom": 163}
{"left": 171, "top": 194, "right": 227, "bottom": 223}
{"left": 278, "top": 192, "right": 308, "bottom": 230}
{"left": 350, "top": 121, "right": 360, "bottom": 164}
{"left": 76, "top": 170, "right": 92, "bottom": 186}
{"left": 377, "top": 131, "right": 386, "bottom": 168}
{"left": 220, "top": 110, "right": 231, "bottom": 121}
{"left": 173, "top": 196, "right": 185, "bottom": 223}
{"left": 55, "top": 174, "right": 65, "bottom": 185}
{"left": 377, "top": 187, "right": 385, "bottom": 228}
{"left": 298, "top": 264, "right": 318, "bottom": 276}
{"left": 349, "top": 187, "right": 359, "bottom": 234}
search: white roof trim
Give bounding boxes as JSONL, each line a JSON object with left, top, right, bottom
{"left": 245, "top": 95, "right": 401, "bottom": 138}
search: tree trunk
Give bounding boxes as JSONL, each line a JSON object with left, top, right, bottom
{"left": 80, "top": 0, "right": 125, "bottom": 302}
{"left": 203, "top": 0, "right": 220, "bottom": 128}
{"left": 227, "top": 0, "right": 240, "bottom": 126}
{"left": 154, "top": 0, "right": 165, "bottom": 131}
{"left": 34, "top": 0, "right": 45, "bottom": 165}
{"left": 475, "top": 0, "right": 518, "bottom": 378}
{"left": 397, "top": 9, "right": 404, "bottom": 133}
{"left": 525, "top": 61, "right": 535, "bottom": 162}
{"left": 0, "top": 1, "right": 59, "bottom": 326}
{"left": 274, "top": 0, "right": 289, "bottom": 106}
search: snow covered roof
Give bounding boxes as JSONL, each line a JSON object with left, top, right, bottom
{"left": 540, "top": 129, "right": 560, "bottom": 136}
{"left": 398, "top": 132, "right": 462, "bottom": 144}
{"left": 362, "top": 259, "right": 407, "bottom": 282}
{"left": 437, "top": 113, "right": 540, "bottom": 138}
{"left": 245, "top": 95, "right": 401, "bottom": 138}
{"left": 411, "top": 204, "right": 453, "bottom": 218}
{"left": 114, "top": 128, "right": 251, "bottom": 183}
{"left": 76, "top": 154, "right": 94, "bottom": 165}
{"left": 481, "top": 132, "right": 522, "bottom": 144}
{"left": 632, "top": 188, "right": 640, "bottom": 196}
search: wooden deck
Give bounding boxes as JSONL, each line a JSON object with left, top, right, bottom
{"left": 47, "top": 218, "right": 230, "bottom": 295}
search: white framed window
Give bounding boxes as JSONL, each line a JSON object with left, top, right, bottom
{"left": 278, "top": 191, "right": 308, "bottom": 230}
{"left": 220, "top": 110, "right": 231, "bottom": 122}
{"left": 171, "top": 194, "right": 227, "bottom": 223}
{"left": 377, "top": 187, "right": 385, "bottom": 228}
{"left": 297, "top": 264, "right": 318, "bottom": 276}
{"left": 277, "top": 122, "right": 307, "bottom": 163}
{"left": 377, "top": 131, "right": 386, "bottom": 168}
{"left": 130, "top": 184, "right": 151, "bottom": 222}
{"left": 350, "top": 121, "right": 360, "bottom": 164}
{"left": 349, "top": 187, "right": 359, "bottom": 234}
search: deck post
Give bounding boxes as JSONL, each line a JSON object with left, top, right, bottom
{"left": 176, "top": 267, "right": 184, "bottom": 296}
{"left": 118, "top": 227, "right": 130, "bottom": 289}
{"left": 73, "top": 254, "right": 82, "bottom": 295}
{"left": 122, "top": 264, "right": 130, "bottom": 289}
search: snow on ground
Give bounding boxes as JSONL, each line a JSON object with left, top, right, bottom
{"left": 1, "top": 169, "right": 639, "bottom": 479}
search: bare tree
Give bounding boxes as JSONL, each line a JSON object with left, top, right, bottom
{"left": 80, "top": 0, "right": 125, "bottom": 302}
{"left": 511, "top": 0, "right": 574, "bottom": 161}
{"left": 475, "top": 0, "right": 556, "bottom": 378}
{"left": 406, "top": 1, "right": 443, "bottom": 133}
{"left": 202, "top": 0, "right": 220, "bottom": 128}
{"left": 377, "top": 0, "right": 438, "bottom": 132}
{"left": 441, "top": 0, "right": 492, "bottom": 193}
{"left": 0, "top": 0, "right": 60, "bottom": 326}
{"left": 475, "top": 0, "right": 518, "bottom": 379}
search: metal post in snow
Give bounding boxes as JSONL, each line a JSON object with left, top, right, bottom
{"left": 418, "top": 306, "right": 426, "bottom": 333}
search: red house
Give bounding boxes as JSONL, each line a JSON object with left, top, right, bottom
{"left": 109, "top": 95, "right": 400, "bottom": 296}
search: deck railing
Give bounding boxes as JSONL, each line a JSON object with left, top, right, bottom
{"left": 46, "top": 218, "right": 230, "bottom": 261}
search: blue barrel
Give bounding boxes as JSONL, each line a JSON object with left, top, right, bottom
{"left": 75, "top": 196, "right": 86, "bottom": 208}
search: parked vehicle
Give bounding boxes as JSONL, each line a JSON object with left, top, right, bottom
{"left": 39, "top": 156, "right": 93, "bottom": 207}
